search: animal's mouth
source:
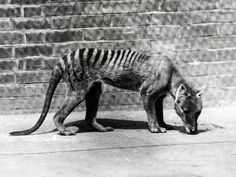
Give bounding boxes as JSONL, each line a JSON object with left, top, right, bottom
{"left": 184, "top": 124, "right": 198, "bottom": 135}
{"left": 182, "top": 121, "right": 198, "bottom": 135}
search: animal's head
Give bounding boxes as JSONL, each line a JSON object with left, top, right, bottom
{"left": 174, "top": 84, "right": 205, "bottom": 135}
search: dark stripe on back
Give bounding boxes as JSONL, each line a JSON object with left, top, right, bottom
{"left": 108, "top": 50, "right": 115, "bottom": 65}
{"left": 131, "top": 52, "right": 138, "bottom": 66}
{"left": 141, "top": 54, "right": 146, "bottom": 62}
{"left": 87, "top": 48, "right": 94, "bottom": 66}
{"left": 137, "top": 53, "right": 142, "bottom": 62}
{"left": 101, "top": 50, "right": 108, "bottom": 66}
{"left": 128, "top": 51, "right": 135, "bottom": 64}
{"left": 123, "top": 50, "right": 131, "bottom": 65}
{"left": 79, "top": 48, "right": 86, "bottom": 71}
{"left": 70, "top": 51, "right": 76, "bottom": 65}
{"left": 117, "top": 50, "right": 125, "bottom": 67}
{"left": 93, "top": 49, "right": 101, "bottom": 67}
{"left": 112, "top": 50, "right": 121, "bottom": 67}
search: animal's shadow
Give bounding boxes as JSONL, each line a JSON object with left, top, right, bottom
{"left": 46, "top": 118, "right": 213, "bottom": 135}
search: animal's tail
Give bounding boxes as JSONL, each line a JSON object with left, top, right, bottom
{"left": 10, "top": 64, "right": 63, "bottom": 136}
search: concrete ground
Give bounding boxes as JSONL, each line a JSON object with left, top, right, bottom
{"left": 0, "top": 106, "right": 236, "bottom": 177}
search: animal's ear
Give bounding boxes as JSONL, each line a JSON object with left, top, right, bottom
{"left": 196, "top": 85, "right": 206, "bottom": 98}
{"left": 175, "top": 84, "right": 188, "bottom": 103}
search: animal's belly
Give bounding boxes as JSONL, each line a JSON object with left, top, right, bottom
{"left": 101, "top": 74, "right": 142, "bottom": 91}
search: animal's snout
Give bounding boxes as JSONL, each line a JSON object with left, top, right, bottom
{"left": 185, "top": 125, "right": 198, "bottom": 135}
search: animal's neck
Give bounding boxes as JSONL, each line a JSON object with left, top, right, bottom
{"left": 169, "top": 67, "right": 188, "bottom": 99}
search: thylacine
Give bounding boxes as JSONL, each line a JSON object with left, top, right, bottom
{"left": 10, "top": 48, "right": 205, "bottom": 136}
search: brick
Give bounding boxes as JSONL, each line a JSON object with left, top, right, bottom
{"left": 15, "top": 45, "right": 53, "bottom": 58}
{"left": 190, "top": 11, "right": 209, "bottom": 24}
{"left": 20, "top": 58, "right": 43, "bottom": 70}
{"left": 151, "top": 12, "right": 192, "bottom": 26}
{"left": 0, "top": 60, "right": 17, "bottom": 71}
{"left": 43, "top": 58, "right": 58, "bottom": 70}
{"left": 182, "top": 24, "right": 219, "bottom": 37}
{"left": 23, "top": 7, "right": 42, "bottom": 17}
{"left": 219, "top": 24, "right": 236, "bottom": 35}
{"left": 189, "top": 37, "right": 235, "bottom": 50}
{"left": 0, "top": 85, "right": 26, "bottom": 97}
{"left": 0, "top": 73, "right": 15, "bottom": 84}
{"left": 216, "top": 75, "right": 236, "bottom": 87}
{"left": 185, "top": 62, "right": 236, "bottom": 76}
{"left": 161, "top": 0, "right": 218, "bottom": 11}
{"left": 52, "top": 17, "right": 71, "bottom": 29}
{"left": 83, "top": 29, "right": 104, "bottom": 41}
{"left": 15, "top": 96, "right": 44, "bottom": 109}
{"left": 0, "top": 47, "right": 12, "bottom": 59}
{"left": 26, "top": 32, "right": 44, "bottom": 43}
{"left": 0, "top": 98, "right": 15, "bottom": 111}
{"left": 43, "top": 4, "right": 81, "bottom": 16}
{"left": 71, "top": 15, "right": 110, "bottom": 28}
{"left": 0, "top": 32, "right": 24, "bottom": 45}
{"left": 151, "top": 38, "right": 190, "bottom": 52}
{"left": 11, "top": 0, "right": 49, "bottom": 4}
{"left": 16, "top": 71, "right": 51, "bottom": 83}
{"left": 207, "top": 37, "right": 236, "bottom": 49}
{"left": 80, "top": 3, "right": 102, "bottom": 14}
{"left": 45, "top": 30, "right": 83, "bottom": 43}
{"left": 133, "top": 40, "right": 151, "bottom": 52}
{"left": 12, "top": 18, "right": 51, "bottom": 30}
{"left": 203, "top": 88, "right": 236, "bottom": 102}
{"left": 187, "top": 76, "right": 216, "bottom": 88}
{"left": 145, "top": 26, "right": 161, "bottom": 39}
{"left": 178, "top": 50, "right": 217, "bottom": 63}
{"left": 216, "top": 49, "right": 236, "bottom": 61}
{"left": 24, "top": 83, "right": 65, "bottom": 97}
{"left": 0, "top": 20, "right": 11, "bottom": 31}
{"left": 111, "top": 14, "right": 150, "bottom": 27}
{"left": 219, "top": 0, "right": 236, "bottom": 9}
{"left": 0, "top": 7, "right": 20, "bottom": 17}
{"left": 159, "top": 26, "right": 181, "bottom": 39}
{"left": 101, "top": 2, "right": 139, "bottom": 13}
{"left": 103, "top": 27, "right": 147, "bottom": 40}
{"left": 140, "top": 0, "right": 162, "bottom": 12}
{"left": 207, "top": 11, "right": 236, "bottom": 23}
{"left": 24, "top": 83, "right": 47, "bottom": 97}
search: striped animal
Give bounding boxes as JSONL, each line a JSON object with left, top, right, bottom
{"left": 10, "top": 48, "right": 205, "bottom": 136}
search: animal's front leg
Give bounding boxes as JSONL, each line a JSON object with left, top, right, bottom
{"left": 155, "top": 95, "right": 174, "bottom": 130}
{"left": 141, "top": 94, "right": 166, "bottom": 133}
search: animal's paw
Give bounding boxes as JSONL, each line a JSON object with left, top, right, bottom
{"left": 149, "top": 123, "right": 166, "bottom": 133}
{"left": 59, "top": 129, "right": 76, "bottom": 136}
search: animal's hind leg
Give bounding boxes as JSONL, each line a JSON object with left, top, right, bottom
{"left": 54, "top": 91, "right": 85, "bottom": 136}
{"left": 85, "top": 82, "right": 114, "bottom": 132}
{"left": 155, "top": 95, "right": 173, "bottom": 130}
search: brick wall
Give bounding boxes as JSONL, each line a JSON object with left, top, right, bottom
{"left": 0, "top": 0, "right": 236, "bottom": 113}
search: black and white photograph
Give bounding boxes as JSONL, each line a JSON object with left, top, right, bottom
{"left": 0, "top": 0, "right": 235, "bottom": 176}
